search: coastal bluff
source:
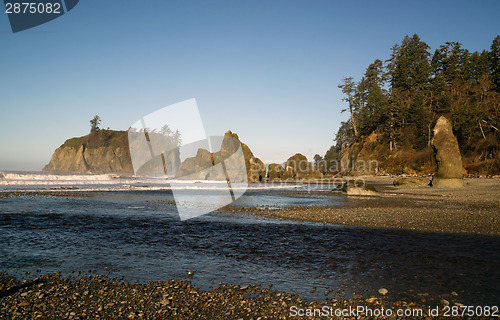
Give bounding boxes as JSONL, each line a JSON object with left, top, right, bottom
{"left": 43, "top": 130, "right": 134, "bottom": 175}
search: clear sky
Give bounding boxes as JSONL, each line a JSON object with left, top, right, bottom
{"left": 1, "top": 0, "right": 499, "bottom": 170}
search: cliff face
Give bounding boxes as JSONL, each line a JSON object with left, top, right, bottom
{"left": 43, "top": 130, "right": 134, "bottom": 175}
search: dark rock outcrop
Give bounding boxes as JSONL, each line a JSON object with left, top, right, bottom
{"left": 43, "top": 130, "right": 134, "bottom": 175}
{"left": 431, "top": 116, "right": 464, "bottom": 187}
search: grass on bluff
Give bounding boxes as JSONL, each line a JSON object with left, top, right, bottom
{"left": 62, "top": 130, "right": 129, "bottom": 150}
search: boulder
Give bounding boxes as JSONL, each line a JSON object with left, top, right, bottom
{"left": 393, "top": 177, "right": 431, "bottom": 187}
{"left": 431, "top": 117, "right": 464, "bottom": 187}
{"left": 331, "top": 180, "right": 379, "bottom": 196}
{"left": 267, "top": 163, "right": 284, "bottom": 181}
{"left": 341, "top": 180, "right": 379, "bottom": 196}
{"left": 281, "top": 153, "right": 322, "bottom": 180}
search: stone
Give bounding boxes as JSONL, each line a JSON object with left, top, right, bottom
{"left": 267, "top": 163, "right": 284, "bottom": 181}
{"left": 338, "top": 180, "right": 379, "bottom": 196}
{"left": 378, "top": 288, "right": 388, "bottom": 296}
{"left": 431, "top": 117, "right": 464, "bottom": 187}
{"left": 393, "top": 177, "right": 431, "bottom": 187}
{"left": 281, "top": 153, "right": 322, "bottom": 181}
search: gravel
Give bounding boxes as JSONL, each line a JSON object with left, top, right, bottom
{"left": 0, "top": 273, "right": 482, "bottom": 319}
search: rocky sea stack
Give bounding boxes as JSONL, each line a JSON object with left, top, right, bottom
{"left": 43, "top": 130, "right": 134, "bottom": 175}
{"left": 176, "top": 131, "right": 265, "bottom": 183}
{"left": 431, "top": 116, "right": 464, "bottom": 188}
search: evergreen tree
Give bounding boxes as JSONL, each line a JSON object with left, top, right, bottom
{"left": 357, "top": 59, "right": 388, "bottom": 135}
{"left": 90, "top": 115, "right": 101, "bottom": 133}
{"left": 387, "top": 34, "right": 431, "bottom": 92}
{"left": 323, "top": 145, "right": 339, "bottom": 173}
{"left": 338, "top": 77, "right": 359, "bottom": 137}
{"left": 313, "top": 154, "right": 323, "bottom": 171}
{"left": 172, "top": 130, "right": 182, "bottom": 147}
{"left": 489, "top": 35, "right": 500, "bottom": 92}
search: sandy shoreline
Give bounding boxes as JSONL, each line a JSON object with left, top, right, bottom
{"left": 225, "top": 177, "right": 500, "bottom": 236}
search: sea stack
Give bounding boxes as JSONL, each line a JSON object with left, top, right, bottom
{"left": 431, "top": 116, "right": 464, "bottom": 187}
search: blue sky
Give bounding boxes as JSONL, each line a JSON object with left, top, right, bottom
{"left": 1, "top": 0, "right": 499, "bottom": 170}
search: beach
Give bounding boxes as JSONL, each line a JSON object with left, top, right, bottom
{"left": 228, "top": 177, "right": 500, "bottom": 236}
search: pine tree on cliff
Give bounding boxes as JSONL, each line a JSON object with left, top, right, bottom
{"left": 338, "top": 76, "right": 359, "bottom": 138}
{"left": 90, "top": 115, "right": 101, "bottom": 133}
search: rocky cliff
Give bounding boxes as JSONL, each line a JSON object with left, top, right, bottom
{"left": 43, "top": 130, "right": 134, "bottom": 175}
{"left": 176, "top": 131, "right": 266, "bottom": 183}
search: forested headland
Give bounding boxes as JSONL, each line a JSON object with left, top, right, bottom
{"left": 319, "top": 34, "right": 500, "bottom": 176}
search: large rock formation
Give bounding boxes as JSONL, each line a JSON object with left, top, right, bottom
{"left": 176, "top": 131, "right": 265, "bottom": 183}
{"left": 43, "top": 130, "right": 135, "bottom": 175}
{"left": 267, "top": 163, "right": 284, "bottom": 181}
{"left": 431, "top": 116, "right": 464, "bottom": 187}
{"left": 281, "top": 153, "right": 322, "bottom": 180}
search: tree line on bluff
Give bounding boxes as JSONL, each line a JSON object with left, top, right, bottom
{"left": 315, "top": 34, "right": 500, "bottom": 175}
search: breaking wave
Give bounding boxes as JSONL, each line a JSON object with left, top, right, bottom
{"left": 0, "top": 172, "right": 303, "bottom": 191}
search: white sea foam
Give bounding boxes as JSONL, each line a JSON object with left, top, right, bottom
{"left": 0, "top": 172, "right": 303, "bottom": 191}
{"left": 0, "top": 173, "right": 137, "bottom": 186}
